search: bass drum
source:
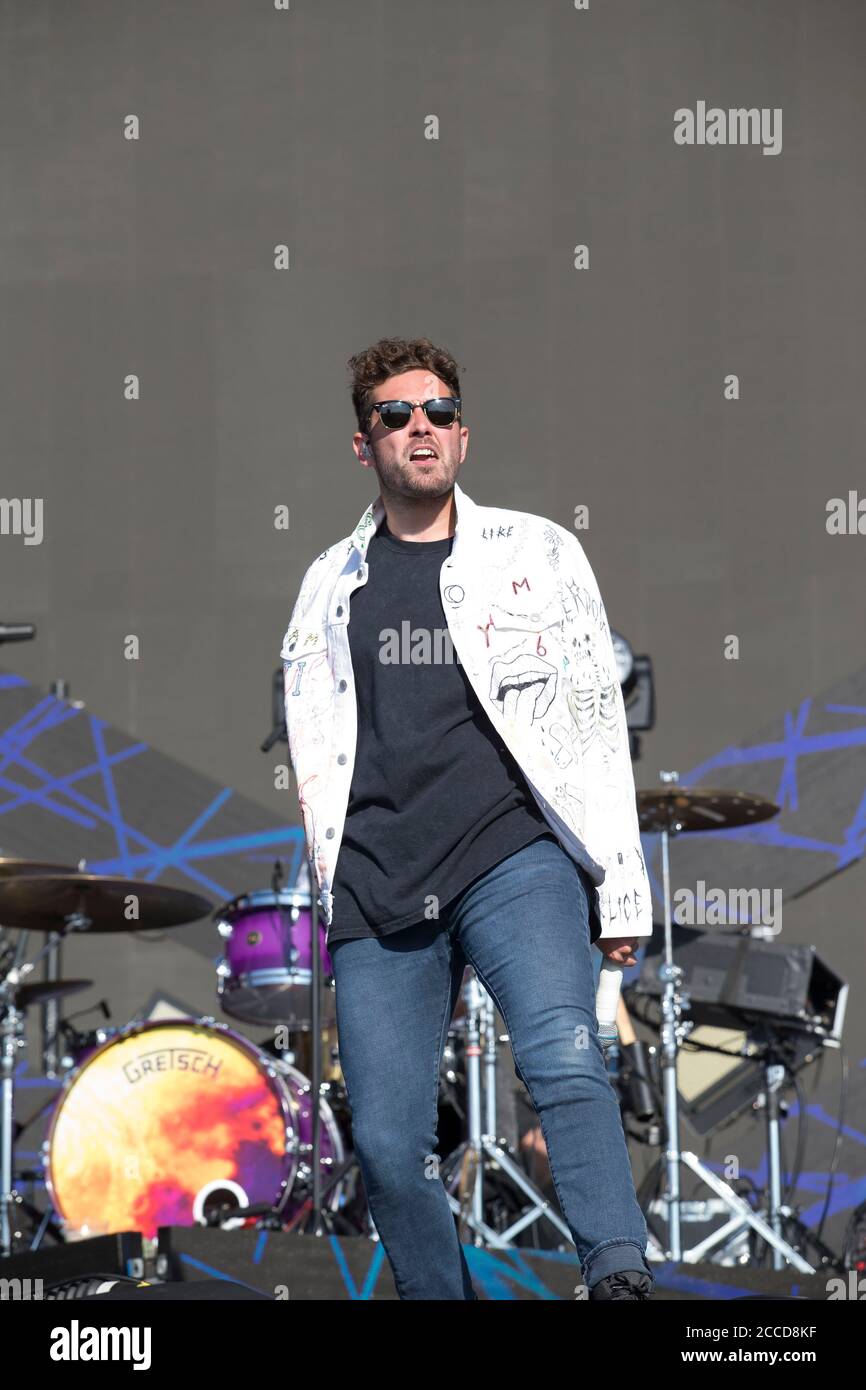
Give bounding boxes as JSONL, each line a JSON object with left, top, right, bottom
{"left": 44, "top": 1019, "right": 299, "bottom": 1240}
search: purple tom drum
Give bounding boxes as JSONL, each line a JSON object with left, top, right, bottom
{"left": 215, "top": 888, "right": 335, "bottom": 1029}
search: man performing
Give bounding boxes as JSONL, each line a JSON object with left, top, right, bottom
{"left": 280, "top": 336, "right": 655, "bottom": 1300}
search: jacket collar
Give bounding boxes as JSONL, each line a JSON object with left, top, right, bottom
{"left": 349, "top": 478, "right": 477, "bottom": 569}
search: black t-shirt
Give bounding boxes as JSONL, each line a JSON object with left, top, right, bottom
{"left": 328, "top": 520, "right": 552, "bottom": 942}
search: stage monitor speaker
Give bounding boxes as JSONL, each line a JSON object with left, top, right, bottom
{"left": 636, "top": 929, "right": 847, "bottom": 1038}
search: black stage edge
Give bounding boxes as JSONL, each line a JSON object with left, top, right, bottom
{"left": 0, "top": 1232, "right": 143, "bottom": 1286}
{"left": 1, "top": 1229, "right": 853, "bottom": 1302}
{"left": 156, "top": 1228, "right": 850, "bottom": 1301}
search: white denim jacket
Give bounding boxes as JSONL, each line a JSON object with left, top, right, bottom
{"left": 280, "top": 481, "right": 652, "bottom": 940}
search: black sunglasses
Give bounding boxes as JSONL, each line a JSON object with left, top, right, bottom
{"left": 366, "top": 396, "right": 461, "bottom": 432}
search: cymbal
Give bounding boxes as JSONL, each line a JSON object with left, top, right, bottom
{"left": 0, "top": 858, "right": 79, "bottom": 879}
{"left": 7, "top": 978, "right": 92, "bottom": 1010}
{"left": 636, "top": 787, "right": 779, "bottom": 834}
{"left": 0, "top": 874, "right": 213, "bottom": 934}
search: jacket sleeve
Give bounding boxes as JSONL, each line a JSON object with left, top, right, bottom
{"left": 280, "top": 555, "right": 333, "bottom": 887}
{"left": 557, "top": 526, "right": 653, "bottom": 937}
{"left": 280, "top": 564, "right": 314, "bottom": 768}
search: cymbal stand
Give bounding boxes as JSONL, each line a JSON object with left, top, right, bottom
{"left": 441, "top": 969, "right": 572, "bottom": 1248}
{"left": 0, "top": 993, "right": 24, "bottom": 1257}
{"left": 482, "top": 988, "right": 497, "bottom": 1140}
{"left": 1, "top": 924, "right": 31, "bottom": 1255}
{"left": 0, "top": 913, "right": 90, "bottom": 1256}
{"left": 652, "top": 770, "right": 813, "bottom": 1272}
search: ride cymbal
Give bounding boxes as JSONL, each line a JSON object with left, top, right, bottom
{"left": 636, "top": 788, "right": 779, "bottom": 834}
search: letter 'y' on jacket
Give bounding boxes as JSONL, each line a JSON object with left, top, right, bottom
{"left": 280, "top": 481, "right": 653, "bottom": 941}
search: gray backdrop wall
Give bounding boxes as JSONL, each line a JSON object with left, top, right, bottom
{"left": 1, "top": 0, "right": 864, "bottom": 1258}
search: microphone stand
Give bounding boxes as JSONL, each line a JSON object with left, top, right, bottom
{"left": 270, "top": 854, "right": 327, "bottom": 1236}
{"left": 260, "top": 675, "right": 330, "bottom": 1237}
{"left": 304, "top": 862, "right": 325, "bottom": 1235}
{"left": 0, "top": 623, "right": 36, "bottom": 648}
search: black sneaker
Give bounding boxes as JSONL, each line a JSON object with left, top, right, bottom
{"left": 588, "top": 1269, "right": 653, "bottom": 1301}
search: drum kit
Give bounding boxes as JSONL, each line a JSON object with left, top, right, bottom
{"left": 0, "top": 857, "right": 361, "bottom": 1258}
{"left": 0, "top": 777, "right": 840, "bottom": 1271}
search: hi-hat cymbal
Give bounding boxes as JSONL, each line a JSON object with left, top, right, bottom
{"left": 636, "top": 787, "right": 779, "bottom": 834}
{"left": 0, "top": 874, "right": 213, "bottom": 934}
{"left": 7, "top": 978, "right": 93, "bottom": 1010}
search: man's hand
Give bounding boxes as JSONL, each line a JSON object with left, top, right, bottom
{"left": 597, "top": 936, "right": 639, "bottom": 966}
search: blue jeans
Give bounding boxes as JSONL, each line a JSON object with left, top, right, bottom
{"left": 329, "top": 835, "right": 654, "bottom": 1299}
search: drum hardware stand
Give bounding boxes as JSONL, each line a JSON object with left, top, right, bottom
{"left": 201, "top": 1199, "right": 285, "bottom": 1230}
{"left": 277, "top": 856, "right": 328, "bottom": 1237}
{"left": 0, "top": 994, "right": 25, "bottom": 1257}
{"left": 649, "top": 770, "right": 814, "bottom": 1273}
{"left": 2, "top": 926, "right": 39, "bottom": 1256}
{"left": 755, "top": 1053, "right": 845, "bottom": 1274}
{"left": 643, "top": 1030, "right": 838, "bottom": 1272}
{"left": 280, "top": 1149, "right": 372, "bottom": 1237}
{"left": 440, "top": 970, "right": 573, "bottom": 1249}
{"left": 0, "top": 912, "right": 92, "bottom": 1257}
{"left": 10, "top": 1009, "right": 112, "bottom": 1253}
{"left": 41, "top": 932, "right": 63, "bottom": 1079}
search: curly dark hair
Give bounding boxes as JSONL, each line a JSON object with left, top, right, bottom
{"left": 347, "top": 336, "right": 463, "bottom": 432}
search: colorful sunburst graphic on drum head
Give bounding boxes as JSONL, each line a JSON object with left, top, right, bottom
{"left": 47, "top": 1022, "right": 293, "bottom": 1238}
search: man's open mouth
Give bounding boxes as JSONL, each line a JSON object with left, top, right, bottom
{"left": 489, "top": 652, "right": 557, "bottom": 723}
